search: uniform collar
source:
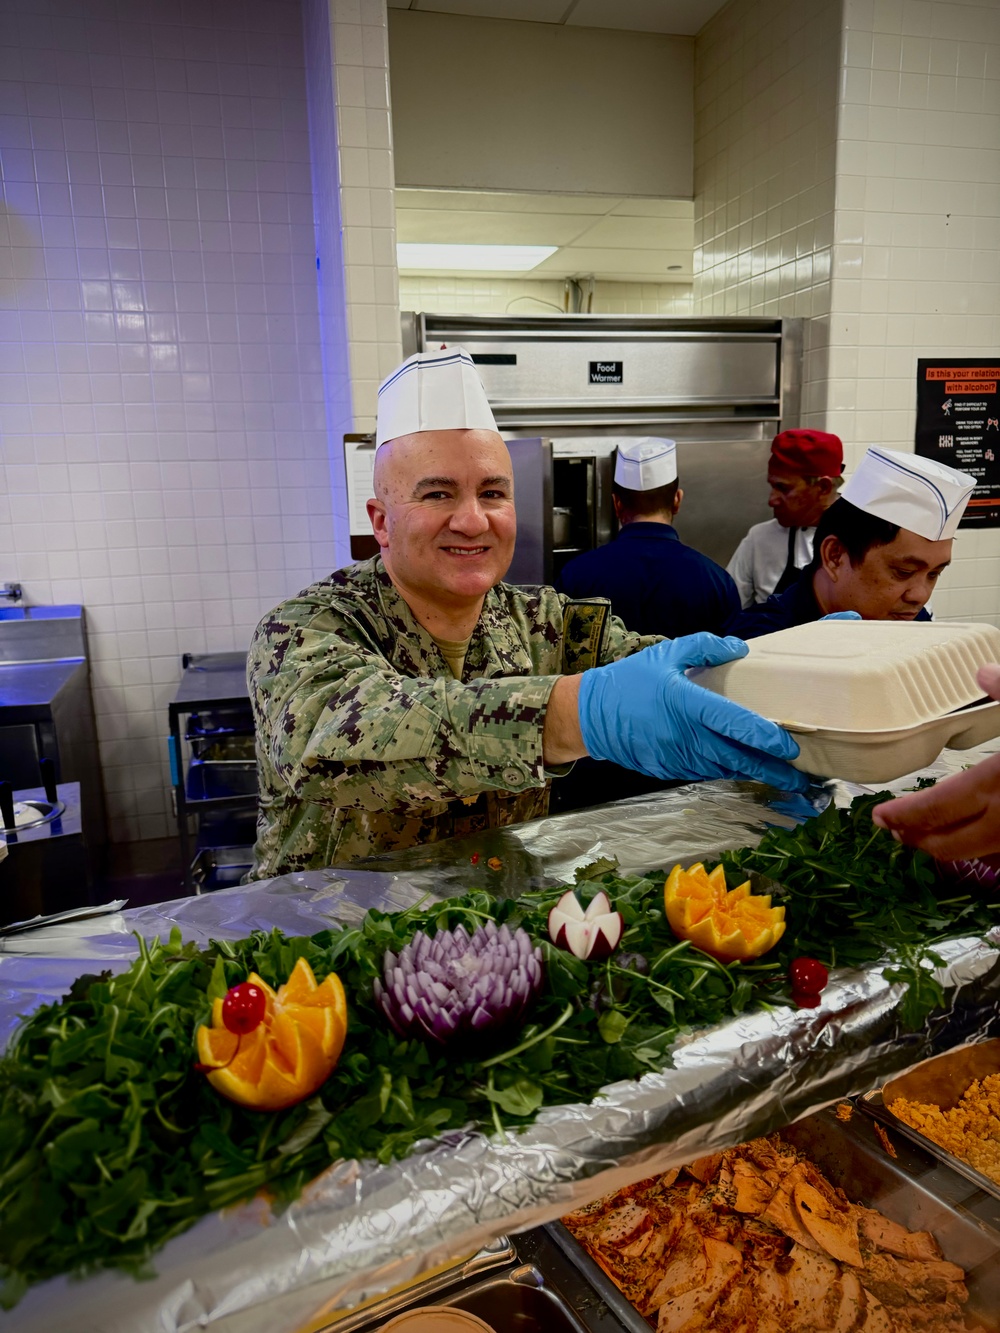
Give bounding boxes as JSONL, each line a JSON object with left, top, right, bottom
{"left": 371, "top": 558, "right": 438, "bottom": 672}
{"left": 617, "top": 522, "right": 679, "bottom": 541}
{"left": 774, "top": 570, "right": 822, "bottom": 621}
{"left": 370, "top": 556, "right": 528, "bottom": 679}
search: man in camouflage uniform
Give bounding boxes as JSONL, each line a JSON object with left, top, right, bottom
{"left": 248, "top": 560, "right": 642, "bottom": 875}
{"left": 247, "top": 349, "right": 804, "bottom": 879}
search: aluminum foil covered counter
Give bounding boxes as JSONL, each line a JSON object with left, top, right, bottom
{"left": 3, "top": 772, "right": 1000, "bottom": 1333}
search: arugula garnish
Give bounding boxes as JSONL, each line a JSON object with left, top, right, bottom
{"left": 2, "top": 795, "right": 998, "bottom": 1301}
{"left": 720, "top": 792, "right": 1000, "bottom": 1022}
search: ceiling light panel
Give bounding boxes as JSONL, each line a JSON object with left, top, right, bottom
{"left": 396, "top": 209, "right": 599, "bottom": 247}
{"left": 397, "top": 243, "right": 558, "bottom": 272}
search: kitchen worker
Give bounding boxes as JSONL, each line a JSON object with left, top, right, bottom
{"left": 552, "top": 437, "right": 738, "bottom": 812}
{"left": 726, "top": 447, "right": 975, "bottom": 640}
{"left": 556, "top": 438, "right": 739, "bottom": 637}
{"left": 873, "top": 664, "right": 1000, "bottom": 859}
{"left": 246, "top": 348, "right": 806, "bottom": 878}
{"left": 727, "top": 429, "right": 845, "bottom": 608}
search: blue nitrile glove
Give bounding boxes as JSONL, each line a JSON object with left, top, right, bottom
{"left": 821, "top": 611, "right": 862, "bottom": 621}
{"left": 577, "top": 634, "right": 809, "bottom": 791}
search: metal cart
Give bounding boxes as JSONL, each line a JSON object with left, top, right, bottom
{"left": 167, "top": 652, "right": 257, "bottom": 893}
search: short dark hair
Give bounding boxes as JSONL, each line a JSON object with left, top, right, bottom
{"left": 808, "top": 497, "right": 899, "bottom": 570}
{"left": 612, "top": 479, "right": 679, "bottom": 517}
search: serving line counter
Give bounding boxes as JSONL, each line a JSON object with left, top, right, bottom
{"left": 2, "top": 747, "right": 1000, "bottom": 1333}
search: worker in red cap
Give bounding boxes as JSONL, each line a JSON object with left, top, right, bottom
{"left": 727, "top": 429, "right": 844, "bottom": 608}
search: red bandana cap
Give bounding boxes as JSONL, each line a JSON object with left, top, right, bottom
{"left": 769, "top": 429, "right": 844, "bottom": 478}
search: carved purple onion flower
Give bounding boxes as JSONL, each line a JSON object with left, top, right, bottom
{"left": 373, "top": 920, "right": 544, "bottom": 1045}
{"left": 935, "top": 857, "right": 1000, "bottom": 892}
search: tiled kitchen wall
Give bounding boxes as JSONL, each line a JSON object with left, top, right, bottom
{"left": 827, "top": 0, "right": 1000, "bottom": 623}
{"left": 693, "top": 0, "right": 841, "bottom": 332}
{"left": 302, "top": 0, "right": 353, "bottom": 566}
{"left": 0, "top": 0, "right": 338, "bottom": 841}
{"left": 302, "top": 0, "right": 401, "bottom": 559}
{"left": 693, "top": 0, "right": 842, "bottom": 434}
{"left": 325, "top": 0, "right": 401, "bottom": 433}
{"left": 398, "top": 276, "right": 695, "bottom": 318}
{"left": 694, "top": 0, "right": 1000, "bottom": 627}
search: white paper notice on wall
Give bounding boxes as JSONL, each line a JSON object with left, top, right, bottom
{"left": 345, "top": 440, "right": 377, "bottom": 536}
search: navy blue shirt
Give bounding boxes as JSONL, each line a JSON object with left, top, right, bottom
{"left": 556, "top": 523, "right": 739, "bottom": 638}
{"left": 726, "top": 570, "right": 932, "bottom": 640}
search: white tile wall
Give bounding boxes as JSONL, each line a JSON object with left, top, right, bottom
{"left": 398, "top": 276, "right": 695, "bottom": 317}
{"left": 693, "top": 0, "right": 1000, "bottom": 627}
{"left": 829, "top": 0, "right": 1000, "bottom": 624}
{"left": 693, "top": 0, "right": 842, "bottom": 425}
{"left": 0, "top": 0, "right": 340, "bottom": 841}
{"left": 327, "top": 0, "right": 401, "bottom": 429}
{"left": 693, "top": 0, "right": 841, "bottom": 323}
{"left": 302, "top": 0, "right": 354, "bottom": 563}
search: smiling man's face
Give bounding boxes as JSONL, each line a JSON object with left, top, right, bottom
{"left": 367, "top": 429, "right": 517, "bottom": 618}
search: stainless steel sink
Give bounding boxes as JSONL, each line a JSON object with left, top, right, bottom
{"left": 0, "top": 604, "right": 76, "bottom": 619}
{"left": 0, "top": 606, "right": 86, "bottom": 663}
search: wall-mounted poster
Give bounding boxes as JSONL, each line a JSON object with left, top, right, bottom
{"left": 915, "top": 358, "right": 1000, "bottom": 527}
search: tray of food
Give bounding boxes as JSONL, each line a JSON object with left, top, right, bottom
{"left": 550, "top": 1106, "right": 1000, "bottom": 1331}
{"left": 3, "top": 786, "right": 1000, "bottom": 1333}
{"left": 859, "top": 1039, "right": 1000, "bottom": 1205}
{"left": 690, "top": 620, "right": 1000, "bottom": 783}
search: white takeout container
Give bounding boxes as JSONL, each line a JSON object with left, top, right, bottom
{"left": 690, "top": 620, "right": 1000, "bottom": 783}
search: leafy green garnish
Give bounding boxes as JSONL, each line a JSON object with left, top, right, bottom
{"left": 0, "top": 879, "right": 767, "bottom": 1300}
{"left": 721, "top": 792, "right": 1000, "bottom": 1024}
{"left": 575, "top": 855, "right": 619, "bottom": 882}
{"left": 2, "top": 794, "right": 997, "bottom": 1301}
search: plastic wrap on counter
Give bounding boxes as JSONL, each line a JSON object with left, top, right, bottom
{"left": 3, "top": 774, "right": 1000, "bottom": 1333}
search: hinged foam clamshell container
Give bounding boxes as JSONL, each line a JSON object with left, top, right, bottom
{"left": 690, "top": 620, "right": 1000, "bottom": 783}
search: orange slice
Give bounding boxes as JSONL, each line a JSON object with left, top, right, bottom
{"left": 196, "top": 958, "right": 348, "bottom": 1112}
{"left": 664, "top": 862, "right": 785, "bottom": 963}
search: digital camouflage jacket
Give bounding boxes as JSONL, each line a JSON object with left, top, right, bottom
{"left": 247, "top": 556, "right": 652, "bottom": 877}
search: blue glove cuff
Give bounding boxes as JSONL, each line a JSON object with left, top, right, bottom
{"left": 577, "top": 667, "right": 616, "bottom": 767}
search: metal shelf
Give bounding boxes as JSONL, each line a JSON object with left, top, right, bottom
{"left": 168, "top": 652, "right": 255, "bottom": 893}
{"left": 184, "top": 766, "right": 257, "bottom": 804}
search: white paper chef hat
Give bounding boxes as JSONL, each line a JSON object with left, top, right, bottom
{"left": 841, "top": 447, "right": 975, "bottom": 541}
{"left": 375, "top": 347, "right": 498, "bottom": 449}
{"left": 614, "top": 438, "right": 678, "bottom": 491}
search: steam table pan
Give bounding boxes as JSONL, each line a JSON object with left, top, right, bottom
{"left": 548, "top": 1108, "right": 1000, "bottom": 1330}
{"left": 860, "top": 1039, "right": 1000, "bottom": 1206}
{"left": 691, "top": 619, "right": 1000, "bottom": 783}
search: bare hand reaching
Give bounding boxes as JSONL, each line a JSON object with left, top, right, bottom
{"left": 872, "top": 664, "right": 1000, "bottom": 860}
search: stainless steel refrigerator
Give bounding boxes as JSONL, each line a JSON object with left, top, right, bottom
{"left": 345, "top": 313, "right": 802, "bottom": 583}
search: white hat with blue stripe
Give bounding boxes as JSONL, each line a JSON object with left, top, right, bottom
{"left": 841, "top": 447, "right": 975, "bottom": 541}
{"left": 614, "top": 437, "right": 678, "bottom": 491}
{"left": 376, "top": 347, "right": 498, "bottom": 449}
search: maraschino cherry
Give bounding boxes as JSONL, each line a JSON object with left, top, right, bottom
{"left": 789, "top": 957, "right": 829, "bottom": 1009}
{"left": 221, "top": 982, "right": 267, "bottom": 1035}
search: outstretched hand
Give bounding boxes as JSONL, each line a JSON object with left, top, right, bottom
{"left": 577, "top": 633, "right": 809, "bottom": 792}
{"left": 872, "top": 664, "right": 1000, "bottom": 859}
